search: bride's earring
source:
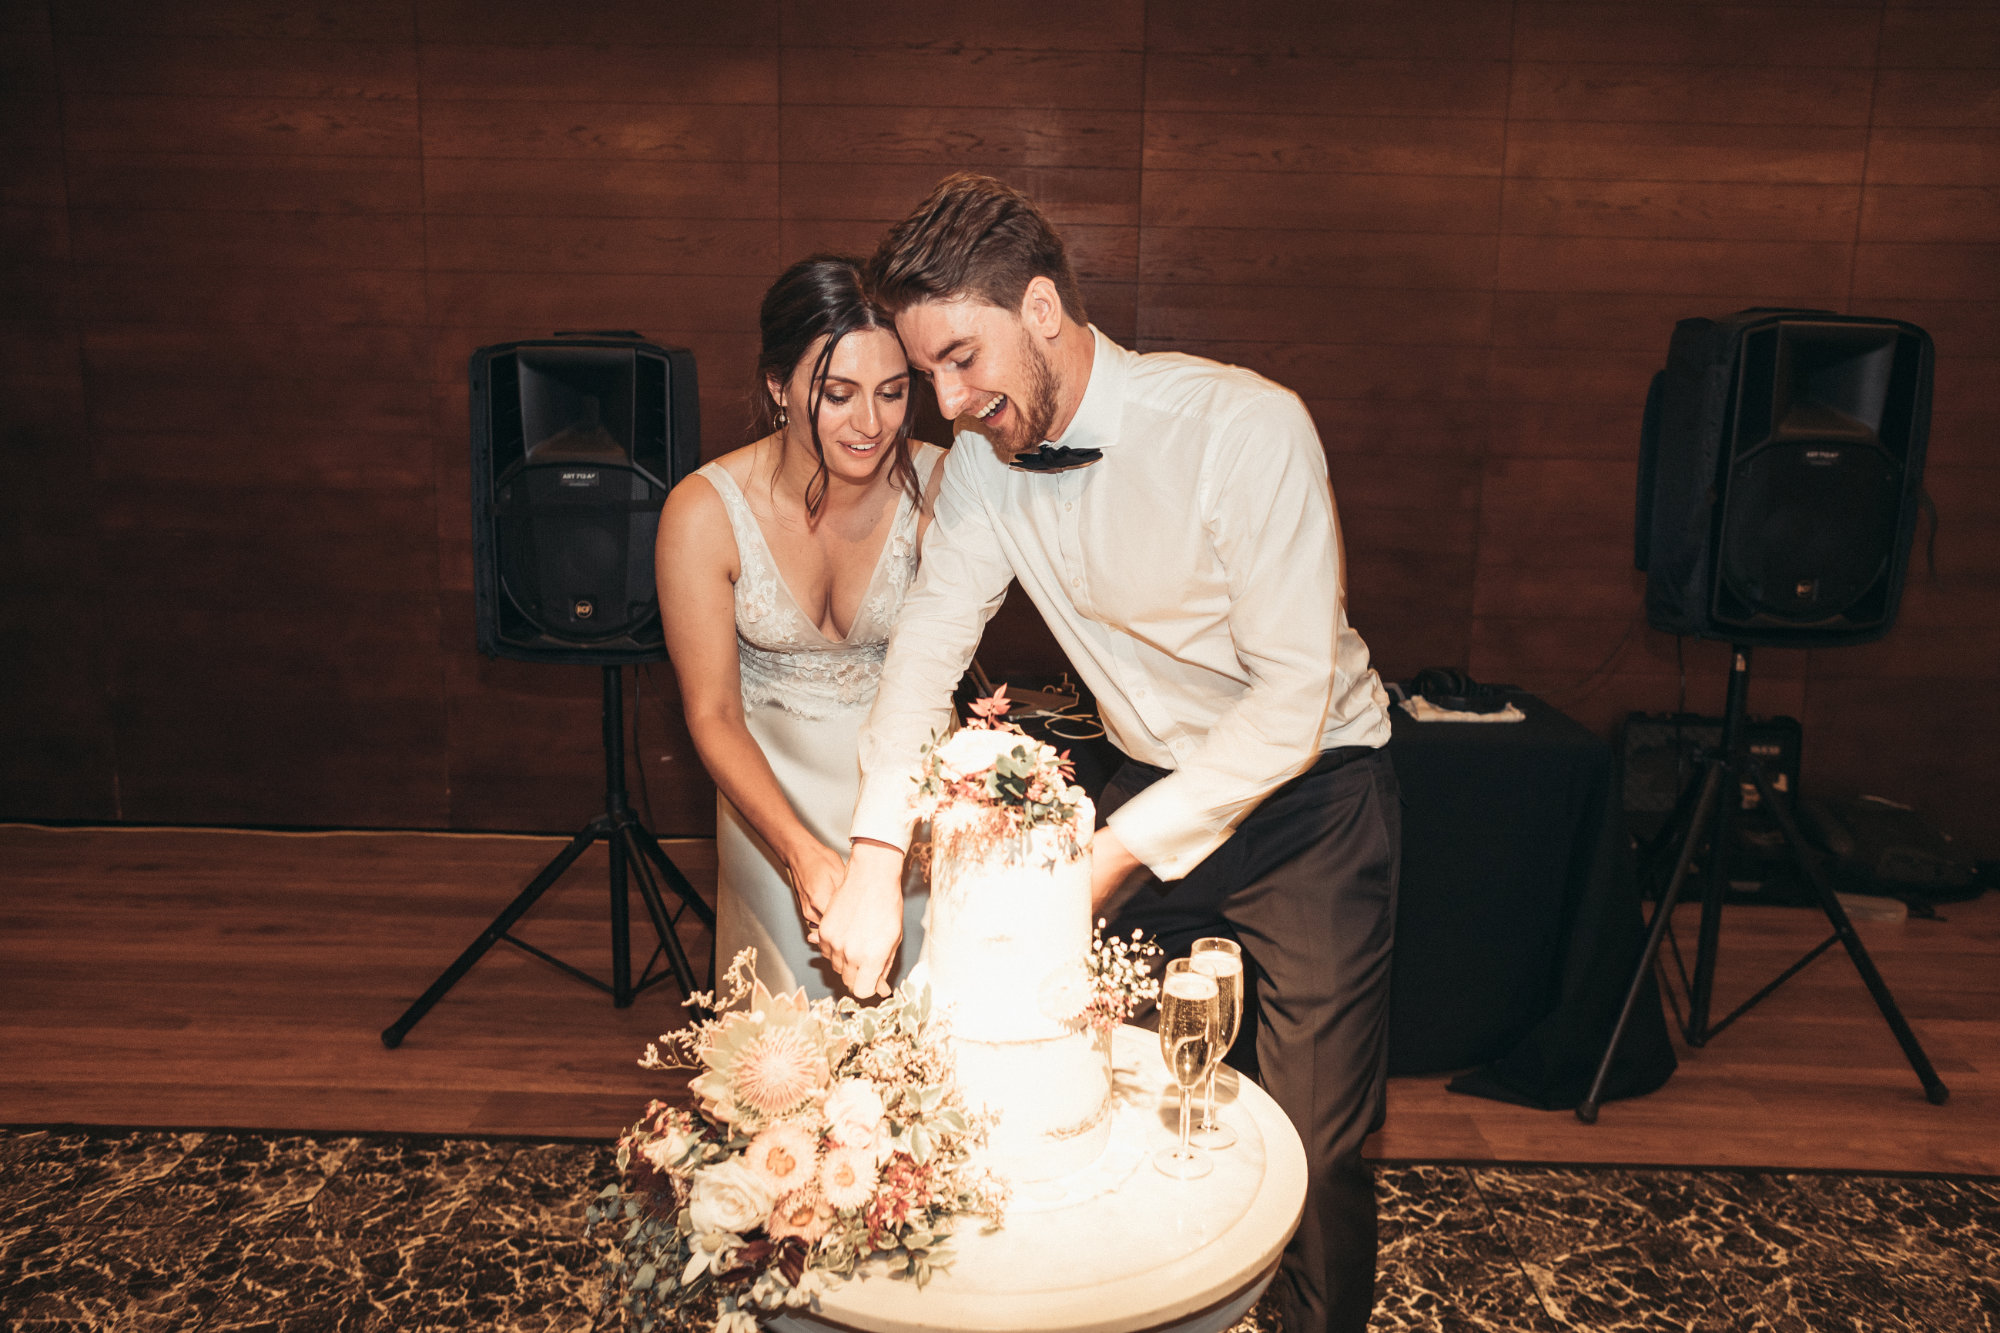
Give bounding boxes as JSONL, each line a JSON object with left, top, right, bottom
{"left": 773, "top": 400, "right": 789, "bottom": 431}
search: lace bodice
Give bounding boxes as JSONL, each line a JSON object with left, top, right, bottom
{"left": 699, "top": 450, "right": 937, "bottom": 720}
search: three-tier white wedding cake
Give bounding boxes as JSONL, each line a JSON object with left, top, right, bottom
{"left": 912, "top": 715, "right": 1115, "bottom": 1184}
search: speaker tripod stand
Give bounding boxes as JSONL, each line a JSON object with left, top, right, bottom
{"left": 1577, "top": 645, "right": 1948, "bottom": 1121}
{"left": 382, "top": 665, "right": 714, "bottom": 1048}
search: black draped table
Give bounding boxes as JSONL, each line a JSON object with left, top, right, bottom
{"left": 1385, "top": 694, "right": 1676, "bottom": 1109}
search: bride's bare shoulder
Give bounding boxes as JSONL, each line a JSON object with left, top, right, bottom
{"left": 665, "top": 441, "right": 762, "bottom": 516}
{"left": 707, "top": 440, "right": 765, "bottom": 485}
{"left": 659, "top": 457, "right": 736, "bottom": 556}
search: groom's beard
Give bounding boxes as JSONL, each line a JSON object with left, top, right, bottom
{"left": 991, "top": 329, "right": 1062, "bottom": 457}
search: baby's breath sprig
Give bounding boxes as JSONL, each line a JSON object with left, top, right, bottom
{"left": 1082, "top": 919, "right": 1164, "bottom": 1033}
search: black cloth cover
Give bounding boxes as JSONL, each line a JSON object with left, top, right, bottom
{"left": 1386, "top": 695, "right": 1678, "bottom": 1109}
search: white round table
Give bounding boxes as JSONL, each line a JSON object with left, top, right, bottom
{"left": 771, "top": 1025, "right": 1307, "bottom": 1333}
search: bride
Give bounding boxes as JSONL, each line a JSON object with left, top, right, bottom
{"left": 655, "top": 255, "right": 942, "bottom": 998}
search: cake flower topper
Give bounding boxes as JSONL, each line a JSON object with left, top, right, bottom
{"left": 587, "top": 949, "right": 1006, "bottom": 1333}
{"left": 912, "top": 686, "right": 1086, "bottom": 840}
{"left": 965, "top": 689, "right": 1011, "bottom": 723}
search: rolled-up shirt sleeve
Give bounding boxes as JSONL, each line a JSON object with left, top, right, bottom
{"left": 850, "top": 445, "right": 1016, "bottom": 851}
{"left": 1103, "top": 392, "right": 1342, "bottom": 880}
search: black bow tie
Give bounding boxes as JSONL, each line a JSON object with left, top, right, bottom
{"left": 1008, "top": 444, "right": 1103, "bottom": 473}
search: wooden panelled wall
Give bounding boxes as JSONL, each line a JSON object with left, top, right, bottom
{"left": 4, "top": 2, "right": 1997, "bottom": 850}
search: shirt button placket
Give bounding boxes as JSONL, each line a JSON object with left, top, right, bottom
{"left": 1060, "top": 473, "right": 1085, "bottom": 607}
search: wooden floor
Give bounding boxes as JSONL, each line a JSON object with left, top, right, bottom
{"left": 2, "top": 824, "right": 1994, "bottom": 1175}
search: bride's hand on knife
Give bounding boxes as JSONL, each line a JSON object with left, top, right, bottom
{"left": 783, "top": 838, "right": 845, "bottom": 926}
{"left": 817, "top": 839, "right": 907, "bottom": 998}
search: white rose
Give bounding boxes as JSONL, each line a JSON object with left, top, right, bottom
{"left": 688, "top": 1157, "right": 777, "bottom": 1236}
{"left": 822, "top": 1078, "right": 887, "bottom": 1151}
{"left": 937, "top": 726, "right": 1029, "bottom": 775}
{"left": 640, "top": 1125, "right": 696, "bottom": 1172}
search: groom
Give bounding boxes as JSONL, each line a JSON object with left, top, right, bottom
{"left": 816, "top": 173, "right": 1401, "bottom": 1333}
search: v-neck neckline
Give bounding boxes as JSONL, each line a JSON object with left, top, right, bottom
{"left": 709, "top": 464, "right": 908, "bottom": 648}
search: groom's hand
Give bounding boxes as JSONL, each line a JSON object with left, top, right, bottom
{"left": 1089, "top": 825, "right": 1147, "bottom": 917}
{"left": 819, "top": 839, "right": 907, "bottom": 998}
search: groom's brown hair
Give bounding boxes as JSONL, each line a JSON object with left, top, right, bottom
{"left": 865, "top": 173, "right": 1089, "bottom": 326}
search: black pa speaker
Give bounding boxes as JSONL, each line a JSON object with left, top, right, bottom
{"left": 1634, "top": 309, "right": 1932, "bottom": 646}
{"left": 471, "top": 332, "right": 700, "bottom": 664}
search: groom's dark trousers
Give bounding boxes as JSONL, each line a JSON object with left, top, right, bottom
{"left": 1101, "top": 744, "right": 1401, "bottom": 1333}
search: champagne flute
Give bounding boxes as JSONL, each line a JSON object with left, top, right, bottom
{"left": 1188, "top": 937, "right": 1243, "bottom": 1150}
{"left": 1153, "top": 957, "right": 1220, "bottom": 1180}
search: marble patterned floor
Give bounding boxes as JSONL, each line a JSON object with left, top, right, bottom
{"left": 2, "top": 1128, "right": 1995, "bottom": 1332}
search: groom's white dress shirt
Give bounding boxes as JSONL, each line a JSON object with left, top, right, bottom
{"left": 851, "top": 327, "right": 1391, "bottom": 882}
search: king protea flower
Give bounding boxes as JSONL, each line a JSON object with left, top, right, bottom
{"left": 688, "top": 982, "right": 829, "bottom": 1129}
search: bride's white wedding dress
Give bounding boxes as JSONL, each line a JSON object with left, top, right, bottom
{"left": 696, "top": 445, "right": 940, "bottom": 999}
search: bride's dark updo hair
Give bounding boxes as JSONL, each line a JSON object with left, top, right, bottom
{"left": 754, "top": 254, "right": 919, "bottom": 518}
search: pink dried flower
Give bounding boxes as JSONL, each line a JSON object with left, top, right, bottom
{"left": 819, "top": 1145, "right": 879, "bottom": 1211}
{"left": 767, "top": 1185, "right": 833, "bottom": 1244}
{"left": 865, "top": 1155, "right": 931, "bottom": 1247}
{"left": 743, "top": 1121, "right": 818, "bottom": 1195}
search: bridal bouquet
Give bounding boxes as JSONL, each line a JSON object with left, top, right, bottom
{"left": 587, "top": 951, "right": 1006, "bottom": 1333}
{"left": 913, "top": 687, "right": 1088, "bottom": 857}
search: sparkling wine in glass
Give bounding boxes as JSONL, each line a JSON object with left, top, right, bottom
{"left": 1188, "top": 937, "right": 1244, "bottom": 1150}
{"left": 1153, "top": 958, "right": 1220, "bottom": 1180}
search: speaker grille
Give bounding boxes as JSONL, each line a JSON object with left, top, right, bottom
{"left": 1717, "top": 442, "right": 1899, "bottom": 625}
{"left": 495, "top": 463, "right": 664, "bottom": 643}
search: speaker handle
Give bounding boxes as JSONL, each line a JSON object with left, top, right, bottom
{"left": 1634, "top": 370, "right": 1664, "bottom": 572}
{"left": 1917, "top": 489, "right": 1939, "bottom": 580}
